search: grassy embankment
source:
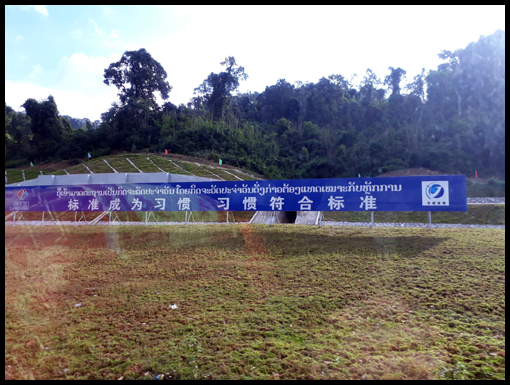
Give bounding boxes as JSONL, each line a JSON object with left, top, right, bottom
{"left": 5, "top": 225, "right": 505, "bottom": 380}
{"left": 4, "top": 153, "right": 262, "bottom": 185}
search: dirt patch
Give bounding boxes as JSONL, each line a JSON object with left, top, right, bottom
{"left": 240, "top": 224, "right": 270, "bottom": 258}
{"left": 11, "top": 159, "right": 79, "bottom": 171}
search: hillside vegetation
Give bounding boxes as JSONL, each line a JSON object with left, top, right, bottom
{"left": 5, "top": 31, "right": 505, "bottom": 182}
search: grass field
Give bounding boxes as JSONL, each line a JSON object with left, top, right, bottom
{"left": 5, "top": 225, "right": 505, "bottom": 380}
{"left": 323, "top": 205, "right": 505, "bottom": 225}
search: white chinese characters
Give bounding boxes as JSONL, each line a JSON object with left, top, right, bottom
{"left": 243, "top": 197, "right": 257, "bottom": 210}
{"left": 270, "top": 196, "right": 284, "bottom": 210}
{"left": 298, "top": 196, "right": 313, "bottom": 210}
{"left": 88, "top": 199, "right": 99, "bottom": 211}
{"left": 131, "top": 198, "right": 143, "bottom": 211}
{"left": 360, "top": 195, "right": 377, "bottom": 210}
{"left": 68, "top": 199, "right": 79, "bottom": 211}
{"left": 218, "top": 198, "right": 229, "bottom": 210}
{"left": 177, "top": 197, "right": 190, "bottom": 210}
{"left": 328, "top": 196, "right": 345, "bottom": 210}
{"left": 108, "top": 198, "right": 121, "bottom": 211}
{"left": 155, "top": 198, "right": 166, "bottom": 210}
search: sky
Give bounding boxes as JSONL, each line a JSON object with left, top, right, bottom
{"left": 5, "top": 5, "right": 505, "bottom": 121}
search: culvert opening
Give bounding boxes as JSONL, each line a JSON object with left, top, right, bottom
{"left": 283, "top": 211, "right": 297, "bottom": 223}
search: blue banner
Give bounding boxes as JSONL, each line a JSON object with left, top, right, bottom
{"left": 5, "top": 175, "right": 467, "bottom": 212}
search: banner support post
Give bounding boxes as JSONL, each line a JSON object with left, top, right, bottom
{"left": 41, "top": 211, "right": 56, "bottom": 226}
{"left": 371, "top": 212, "right": 374, "bottom": 229}
{"left": 428, "top": 211, "right": 431, "bottom": 230}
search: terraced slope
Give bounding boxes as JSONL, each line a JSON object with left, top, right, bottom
{"left": 5, "top": 153, "right": 264, "bottom": 185}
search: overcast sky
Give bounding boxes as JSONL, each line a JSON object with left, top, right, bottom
{"left": 5, "top": 5, "right": 505, "bottom": 121}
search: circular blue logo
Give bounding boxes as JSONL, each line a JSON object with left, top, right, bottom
{"left": 426, "top": 183, "right": 444, "bottom": 199}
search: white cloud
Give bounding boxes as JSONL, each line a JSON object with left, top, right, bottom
{"left": 15, "top": 5, "right": 49, "bottom": 16}
{"left": 89, "top": 19, "right": 104, "bottom": 36}
{"left": 143, "top": 5, "right": 505, "bottom": 106}
{"left": 5, "top": 52, "right": 124, "bottom": 120}
{"left": 109, "top": 30, "right": 119, "bottom": 38}
{"left": 53, "top": 53, "right": 121, "bottom": 92}
{"left": 5, "top": 80, "right": 118, "bottom": 121}
{"left": 33, "top": 5, "right": 49, "bottom": 16}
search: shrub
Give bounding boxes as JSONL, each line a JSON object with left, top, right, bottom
{"left": 487, "top": 178, "right": 505, "bottom": 197}
{"left": 91, "top": 147, "right": 111, "bottom": 158}
{"left": 5, "top": 158, "right": 29, "bottom": 168}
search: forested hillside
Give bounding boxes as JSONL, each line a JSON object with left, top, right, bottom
{"left": 5, "top": 30, "right": 505, "bottom": 180}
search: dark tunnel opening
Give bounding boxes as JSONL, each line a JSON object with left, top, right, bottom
{"left": 283, "top": 211, "right": 297, "bottom": 223}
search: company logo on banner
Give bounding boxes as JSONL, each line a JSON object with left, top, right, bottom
{"left": 17, "top": 189, "right": 28, "bottom": 200}
{"left": 14, "top": 189, "right": 30, "bottom": 210}
{"left": 422, "top": 181, "right": 449, "bottom": 206}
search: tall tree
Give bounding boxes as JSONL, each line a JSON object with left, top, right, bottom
{"left": 104, "top": 48, "right": 172, "bottom": 108}
{"left": 384, "top": 67, "right": 407, "bottom": 96}
{"left": 5, "top": 103, "right": 32, "bottom": 160}
{"left": 359, "top": 68, "right": 383, "bottom": 106}
{"left": 21, "top": 95, "right": 71, "bottom": 161}
{"left": 405, "top": 68, "right": 426, "bottom": 101}
{"left": 194, "top": 56, "right": 248, "bottom": 120}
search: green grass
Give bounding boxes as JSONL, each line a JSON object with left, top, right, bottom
{"left": 230, "top": 171, "right": 259, "bottom": 181}
{"left": 201, "top": 165, "right": 247, "bottom": 182}
{"left": 80, "top": 160, "right": 113, "bottom": 174}
{"left": 172, "top": 160, "right": 213, "bottom": 178}
{"left": 124, "top": 156, "right": 161, "bottom": 173}
{"left": 5, "top": 225, "right": 505, "bottom": 380}
{"left": 323, "top": 205, "right": 505, "bottom": 225}
{"left": 150, "top": 157, "right": 189, "bottom": 174}
{"left": 4, "top": 153, "right": 264, "bottom": 184}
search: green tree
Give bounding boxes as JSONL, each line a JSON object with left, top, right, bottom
{"left": 194, "top": 56, "right": 248, "bottom": 120}
{"left": 104, "top": 48, "right": 172, "bottom": 108}
{"left": 5, "top": 104, "right": 32, "bottom": 160}
{"left": 384, "top": 67, "right": 407, "bottom": 95}
{"left": 359, "top": 68, "right": 384, "bottom": 106}
{"left": 21, "top": 95, "right": 71, "bottom": 161}
{"left": 406, "top": 68, "right": 426, "bottom": 101}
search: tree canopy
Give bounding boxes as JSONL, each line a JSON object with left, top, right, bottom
{"left": 103, "top": 48, "right": 172, "bottom": 108}
{"left": 193, "top": 56, "right": 248, "bottom": 119}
